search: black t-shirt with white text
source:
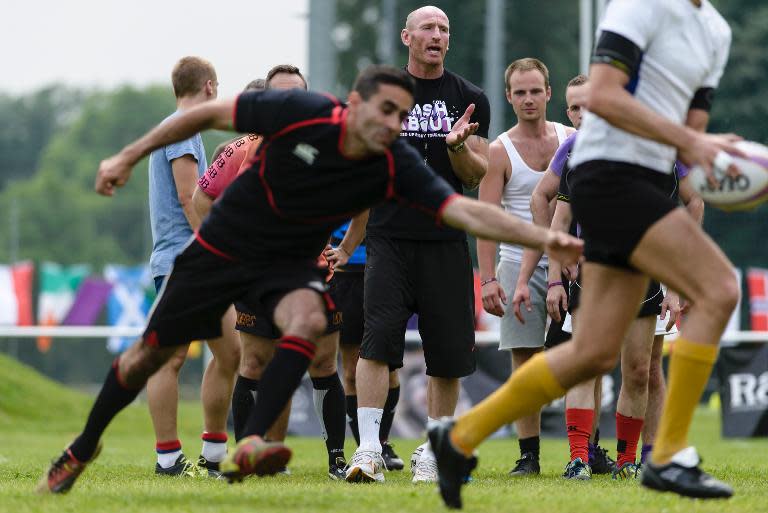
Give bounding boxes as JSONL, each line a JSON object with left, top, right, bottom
{"left": 367, "top": 69, "right": 490, "bottom": 240}
{"left": 197, "top": 89, "right": 457, "bottom": 263}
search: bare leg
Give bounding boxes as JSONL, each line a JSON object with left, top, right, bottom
{"left": 146, "top": 345, "right": 188, "bottom": 448}
{"left": 202, "top": 305, "right": 240, "bottom": 433}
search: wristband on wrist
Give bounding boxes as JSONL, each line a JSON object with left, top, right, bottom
{"left": 447, "top": 141, "right": 466, "bottom": 153}
{"left": 547, "top": 281, "right": 564, "bottom": 290}
{"left": 481, "top": 277, "right": 497, "bottom": 286}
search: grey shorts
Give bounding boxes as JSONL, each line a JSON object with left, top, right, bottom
{"left": 497, "top": 260, "right": 547, "bottom": 350}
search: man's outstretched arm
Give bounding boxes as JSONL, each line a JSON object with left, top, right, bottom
{"left": 440, "top": 195, "right": 583, "bottom": 267}
{"left": 95, "top": 98, "right": 236, "bottom": 196}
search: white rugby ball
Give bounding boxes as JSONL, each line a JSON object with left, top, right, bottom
{"left": 688, "top": 140, "right": 768, "bottom": 211}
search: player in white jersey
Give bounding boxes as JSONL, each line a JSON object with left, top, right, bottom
{"left": 478, "top": 57, "right": 573, "bottom": 477}
{"left": 430, "top": 1, "right": 742, "bottom": 507}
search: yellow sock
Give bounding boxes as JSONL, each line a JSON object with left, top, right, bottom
{"left": 450, "top": 352, "right": 565, "bottom": 455}
{"left": 651, "top": 337, "right": 718, "bottom": 464}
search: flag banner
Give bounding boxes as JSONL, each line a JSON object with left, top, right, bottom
{"left": 104, "top": 264, "right": 154, "bottom": 354}
{"left": 36, "top": 262, "right": 90, "bottom": 352}
{"left": 0, "top": 261, "right": 34, "bottom": 326}
{"left": 747, "top": 268, "right": 768, "bottom": 331}
{"left": 716, "top": 344, "right": 768, "bottom": 437}
{"left": 62, "top": 277, "right": 113, "bottom": 325}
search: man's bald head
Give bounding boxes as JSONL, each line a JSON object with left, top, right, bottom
{"left": 405, "top": 5, "right": 449, "bottom": 30}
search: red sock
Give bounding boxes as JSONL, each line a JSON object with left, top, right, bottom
{"left": 616, "top": 412, "right": 644, "bottom": 468}
{"left": 566, "top": 408, "right": 594, "bottom": 462}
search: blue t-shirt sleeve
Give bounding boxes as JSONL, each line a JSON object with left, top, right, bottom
{"left": 164, "top": 137, "right": 199, "bottom": 162}
{"left": 390, "top": 141, "right": 457, "bottom": 219}
{"left": 550, "top": 132, "right": 577, "bottom": 177}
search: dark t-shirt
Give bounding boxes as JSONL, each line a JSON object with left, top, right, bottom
{"left": 197, "top": 89, "right": 458, "bottom": 263}
{"left": 366, "top": 69, "right": 490, "bottom": 240}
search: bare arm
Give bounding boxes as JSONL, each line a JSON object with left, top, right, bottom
{"left": 448, "top": 135, "right": 489, "bottom": 189}
{"left": 445, "top": 104, "right": 489, "bottom": 189}
{"left": 547, "top": 200, "right": 574, "bottom": 282}
{"left": 324, "top": 210, "right": 370, "bottom": 269}
{"left": 679, "top": 177, "right": 704, "bottom": 225}
{"left": 476, "top": 141, "right": 506, "bottom": 282}
{"left": 172, "top": 156, "right": 204, "bottom": 231}
{"left": 441, "top": 196, "right": 583, "bottom": 268}
{"left": 191, "top": 186, "right": 215, "bottom": 226}
{"left": 95, "top": 98, "right": 236, "bottom": 196}
{"left": 520, "top": 169, "right": 563, "bottom": 284}
{"left": 586, "top": 64, "right": 741, "bottom": 177}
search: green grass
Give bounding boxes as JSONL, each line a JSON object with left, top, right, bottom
{"left": 1, "top": 352, "right": 767, "bottom": 513}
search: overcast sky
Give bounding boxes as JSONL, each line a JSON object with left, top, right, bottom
{"left": 3, "top": 0, "right": 308, "bottom": 98}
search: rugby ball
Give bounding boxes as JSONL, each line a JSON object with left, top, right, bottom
{"left": 688, "top": 140, "right": 768, "bottom": 211}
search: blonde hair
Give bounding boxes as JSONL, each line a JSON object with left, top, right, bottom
{"left": 504, "top": 58, "right": 550, "bottom": 91}
{"left": 171, "top": 56, "right": 216, "bottom": 98}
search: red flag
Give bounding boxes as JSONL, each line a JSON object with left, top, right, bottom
{"left": 747, "top": 268, "right": 768, "bottom": 331}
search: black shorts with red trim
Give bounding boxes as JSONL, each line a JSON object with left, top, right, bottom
{"left": 143, "top": 238, "right": 330, "bottom": 347}
{"left": 328, "top": 271, "right": 364, "bottom": 345}
{"left": 235, "top": 296, "right": 341, "bottom": 339}
{"left": 569, "top": 160, "right": 678, "bottom": 271}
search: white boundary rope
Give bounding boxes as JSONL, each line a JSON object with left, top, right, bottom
{"left": 0, "top": 326, "right": 766, "bottom": 344}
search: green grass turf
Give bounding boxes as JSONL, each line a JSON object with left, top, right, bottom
{"left": 1, "top": 352, "right": 766, "bottom": 513}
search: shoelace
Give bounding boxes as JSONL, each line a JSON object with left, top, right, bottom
{"left": 416, "top": 457, "right": 438, "bottom": 477}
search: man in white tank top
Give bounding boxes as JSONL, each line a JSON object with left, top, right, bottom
{"left": 477, "top": 58, "right": 574, "bottom": 476}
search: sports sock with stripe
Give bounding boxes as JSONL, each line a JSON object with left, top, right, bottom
{"left": 156, "top": 439, "right": 182, "bottom": 468}
{"left": 201, "top": 432, "right": 228, "bottom": 463}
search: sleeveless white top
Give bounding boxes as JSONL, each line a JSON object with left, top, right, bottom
{"left": 499, "top": 122, "right": 567, "bottom": 266}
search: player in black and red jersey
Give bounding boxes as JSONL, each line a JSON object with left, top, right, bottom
{"left": 38, "top": 65, "right": 582, "bottom": 493}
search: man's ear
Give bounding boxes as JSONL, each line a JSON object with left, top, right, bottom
{"left": 347, "top": 90, "right": 361, "bottom": 106}
{"left": 401, "top": 28, "right": 410, "bottom": 46}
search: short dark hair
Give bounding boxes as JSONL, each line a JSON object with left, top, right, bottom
{"left": 244, "top": 78, "right": 266, "bottom": 91}
{"left": 567, "top": 74, "right": 588, "bottom": 88}
{"left": 353, "top": 65, "right": 415, "bottom": 100}
{"left": 265, "top": 64, "right": 307, "bottom": 89}
{"left": 171, "top": 56, "right": 216, "bottom": 98}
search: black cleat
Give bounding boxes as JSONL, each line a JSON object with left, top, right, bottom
{"left": 381, "top": 441, "right": 404, "bottom": 471}
{"left": 155, "top": 453, "right": 198, "bottom": 477}
{"left": 509, "top": 452, "right": 540, "bottom": 477}
{"left": 589, "top": 444, "right": 617, "bottom": 475}
{"left": 197, "top": 455, "right": 224, "bottom": 479}
{"left": 328, "top": 456, "right": 347, "bottom": 480}
{"left": 428, "top": 418, "right": 477, "bottom": 510}
{"left": 641, "top": 447, "right": 733, "bottom": 499}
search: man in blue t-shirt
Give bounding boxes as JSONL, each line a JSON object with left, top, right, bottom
{"left": 146, "top": 56, "right": 240, "bottom": 478}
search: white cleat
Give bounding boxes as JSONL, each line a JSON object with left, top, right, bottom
{"left": 411, "top": 454, "right": 438, "bottom": 484}
{"left": 410, "top": 444, "right": 426, "bottom": 475}
{"left": 345, "top": 449, "right": 385, "bottom": 483}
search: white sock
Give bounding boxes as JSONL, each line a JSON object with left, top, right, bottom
{"left": 420, "top": 417, "right": 440, "bottom": 461}
{"left": 157, "top": 449, "right": 182, "bottom": 468}
{"left": 201, "top": 441, "right": 227, "bottom": 463}
{"left": 358, "top": 407, "right": 384, "bottom": 453}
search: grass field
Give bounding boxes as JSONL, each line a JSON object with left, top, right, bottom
{"left": 1, "top": 353, "right": 766, "bottom": 513}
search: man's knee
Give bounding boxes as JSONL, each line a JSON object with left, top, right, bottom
{"left": 283, "top": 310, "right": 327, "bottom": 339}
{"left": 239, "top": 336, "right": 275, "bottom": 378}
{"left": 622, "top": 356, "right": 651, "bottom": 392}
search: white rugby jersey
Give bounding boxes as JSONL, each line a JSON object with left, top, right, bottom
{"left": 571, "top": 0, "right": 731, "bottom": 174}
